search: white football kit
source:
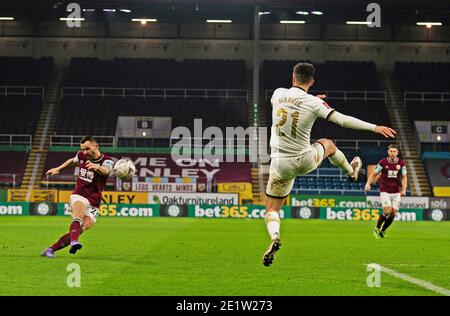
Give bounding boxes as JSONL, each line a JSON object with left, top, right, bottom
{"left": 266, "top": 86, "right": 376, "bottom": 198}
{"left": 266, "top": 86, "right": 334, "bottom": 198}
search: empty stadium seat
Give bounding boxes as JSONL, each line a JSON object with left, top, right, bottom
{"left": 66, "top": 58, "right": 247, "bottom": 89}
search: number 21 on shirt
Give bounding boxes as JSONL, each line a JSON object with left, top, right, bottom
{"left": 275, "top": 108, "right": 300, "bottom": 139}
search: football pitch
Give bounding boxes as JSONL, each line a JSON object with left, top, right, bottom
{"left": 0, "top": 216, "right": 449, "bottom": 296}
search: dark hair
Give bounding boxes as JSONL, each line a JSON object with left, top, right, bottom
{"left": 388, "top": 144, "right": 399, "bottom": 151}
{"left": 293, "top": 63, "right": 315, "bottom": 84}
{"left": 80, "top": 136, "right": 97, "bottom": 144}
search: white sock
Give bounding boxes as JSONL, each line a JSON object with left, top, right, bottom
{"left": 265, "top": 211, "right": 280, "bottom": 240}
{"left": 328, "top": 149, "right": 353, "bottom": 175}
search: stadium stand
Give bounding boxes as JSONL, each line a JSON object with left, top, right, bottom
{"left": 66, "top": 58, "right": 247, "bottom": 89}
{"left": 0, "top": 57, "right": 53, "bottom": 136}
{"left": 395, "top": 62, "right": 450, "bottom": 92}
{"left": 54, "top": 96, "right": 249, "bottom": 137}
{"left": 0, "top": 56, "right": 53, "bottom": 86}
{"left": 53, "top": 58, "right": 249, "bottom": 148}
{"left": 395, "top": 62, "right": 450, "bottom": 126}
{"left": 263, "top": 60, "right": 381, "bottom": 91}
{"left": 0, "top": 147, "right": 29, "bottom": 187}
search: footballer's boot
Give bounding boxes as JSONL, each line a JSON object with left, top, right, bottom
{"left": 373, "top": 227, "right": 381, "bottom": 239}
{"left": 69, "top": 241, "right": 83, "bottom": 254}
{"left": 379, "top": 230, "right": 386, "bottom": 239}
{"left": 348, "top": 156, "right": 362, "bottom": 182}
{"left": 262, "top": 234, "right": 282, "bottom": 267}
{"left": 40, "top": 248, "right": 56, "bottom": 258}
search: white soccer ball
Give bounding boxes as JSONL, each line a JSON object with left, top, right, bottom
{"left": 113, "top": 158, "right": 136, "bottom": 180}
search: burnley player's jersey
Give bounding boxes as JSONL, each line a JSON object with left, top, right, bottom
{"left": 375, "top": 158, "right": 407, "bottom": 194}
{"left": 72, "top": 151, "right": 114, "bottom": 208}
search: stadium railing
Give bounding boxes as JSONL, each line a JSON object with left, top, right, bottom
{"left": 0, "top": 86, "right": 45, "bottom": 99}
{"left": 61, "top": 87, "right": 249, "bottom": 101}
{"left": 0, "top": 173, "right": 18, "bottom": 188}
{"left": 0, "top": 134, "right": 32, "bottom": 146}
{"left": 265, "top": 90, "right": 387, "bottom": 102}
{"left": 312, "top": 139, "right": 394, "bottom": 150}
{"left": 50, "top": 135, "right": 116, "bottom": 147}
{"left": 403, "top": 91, "right": 450, "bottom": 104}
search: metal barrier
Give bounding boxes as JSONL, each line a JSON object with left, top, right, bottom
{"left": 0, "top": 86, "right": 45, "bottom": 98}
{"left": 0, "top": 173, "right": 18, "bottom": 187}
{"left": 61, "top": 87, "right": 249, "bottom": 101}
{"left": 404, "top": 91, "right": 450, "bottom": 104}
{"left": 265, "top": 90, "right": 387, "bottom": 102}
{"left": 50, "top": 135, "right": 116, "bottom": 147}
{"left": 0, "top": 134, "right": 32, "bottom": 146}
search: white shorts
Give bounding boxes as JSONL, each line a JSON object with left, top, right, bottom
{"left": 380, "top": 192, "right": 401, "bottom": 210}
{"left": 266, "top": 143, "right": 325, "bottom": 198}
{"left": 69, "top": 194, "right": 99, "bottom": 223}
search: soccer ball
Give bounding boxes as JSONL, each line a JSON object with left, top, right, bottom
{"left": 113, "top": 158, "right": 136, "bottom": 180}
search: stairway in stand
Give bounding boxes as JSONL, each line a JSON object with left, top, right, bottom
{"left": 20, "top": 65, "right": 67, "bottom": 201}
{"left": 378, "top": 70, "right": 431, "bottom": 196}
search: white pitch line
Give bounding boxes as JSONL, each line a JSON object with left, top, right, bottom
{"left": 368, "top": 263, "right": 450, "bottom": 296}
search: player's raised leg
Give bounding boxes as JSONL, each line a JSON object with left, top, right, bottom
{"left": 316, "top": 138, "right": 362, "bottom": 181}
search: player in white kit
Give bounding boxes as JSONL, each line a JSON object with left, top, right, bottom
{"left": 263, "top": 63, "right": 397, "bottom": 266}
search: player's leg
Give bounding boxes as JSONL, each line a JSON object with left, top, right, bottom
{"left": 381, "top": 194, "right": 400, "bottom": 235}
{"left": 81, "top": 214, "right": 96, "bottom": 232}
{"left": 262, "top": 195, "right": 285, "bottom": 267}
{"left": 315, "top": 138, "right": 362, "bottom": 181}
{"left": 68, "top": 199, "right": 88, "bottom": 254}
{"left": 374, "top": 192, "right": 391, "bottom": 239}
{"left": 41, "top": 197, "right": 87, "bottom": 258}
{"left": 263, "top": 158, "right": 294, "bottom": 267}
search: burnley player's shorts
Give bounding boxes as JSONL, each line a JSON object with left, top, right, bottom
{"left": 70, "top": 194, "right": 100, "bottom": 223}
{"left": 380, "top": 192, "right": 401, "bottom": 210}
{"left": 266, "top": 143, "right": 325, "bottom": 199}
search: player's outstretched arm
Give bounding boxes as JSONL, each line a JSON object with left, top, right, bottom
{"left": 46, "top": 158, "right": 76, "bottom": 176}
{"left": 328, "top": 111, "right": 396, "bottom": 138}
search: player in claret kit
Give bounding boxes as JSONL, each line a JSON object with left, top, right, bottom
{"left": 41, "top": 136, "right": 114, "bottom": 258}
{"left": 365, "top": 144, "right": 408, "bottom": 239}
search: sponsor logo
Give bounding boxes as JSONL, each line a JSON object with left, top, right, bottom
{"left": 290, "top": 196, "right": 367, "bottom": 208}
{"left": 62, "top": 203, "right": 154, "bottom": 217}
{"left": 149, "top": 192, "right": 239, "bottom": 205}
{"left": 167, "top": 205, "right": 181, "bottom": 217}
{"left": 194, "top": 205, "right": 285, "bottom": 219}
{"left": 299, "top": 207, "right": 312, "bottom": 219}
{"left": 36, "top": 203, "right": 50, "bottom": 215}
{"left": 430, "top": 209, "right": 444, "bottom": 221}
{"left": 0, "top": 204, "right": 23, "bottom": 215}
{"left": 325, "top": 208, "right": 417, "bottom": 221}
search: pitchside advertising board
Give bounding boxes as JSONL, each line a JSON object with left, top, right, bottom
{"left": 1, "top": 195, "right": 449, "bottom": 221}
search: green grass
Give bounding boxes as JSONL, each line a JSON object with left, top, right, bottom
{"left": 0, "top": 216, "right": 449, "bottom": 296}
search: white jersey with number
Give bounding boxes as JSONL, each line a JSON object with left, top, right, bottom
{"left": 270, "top": 86, "right": 335, "bottom": 158}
